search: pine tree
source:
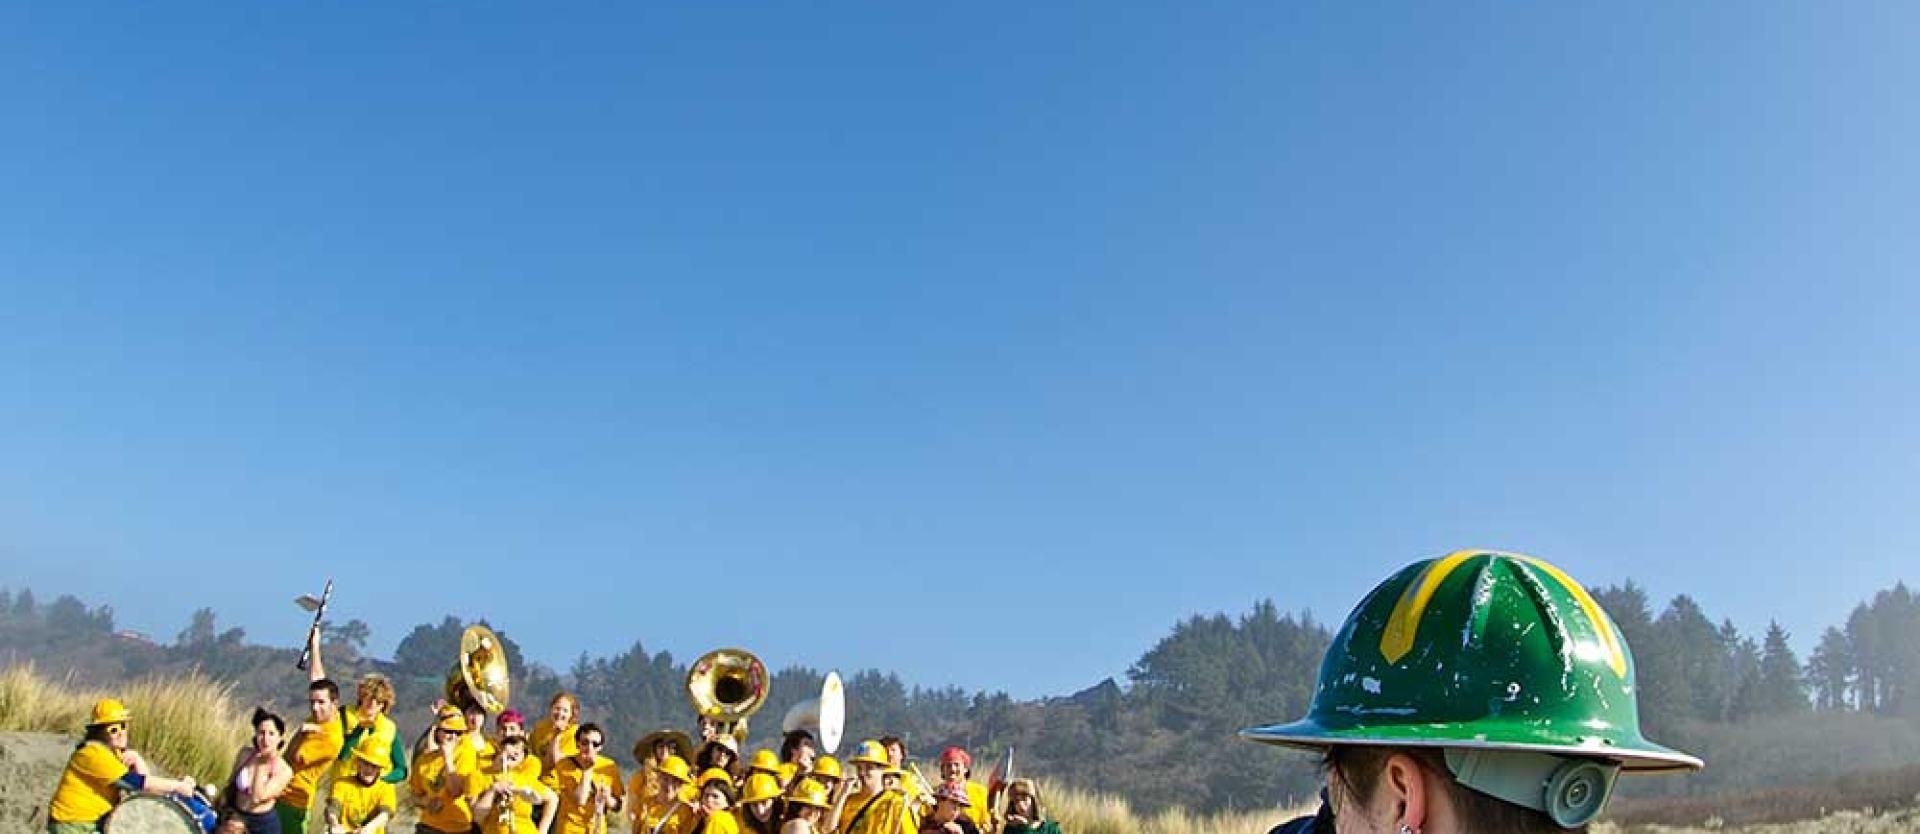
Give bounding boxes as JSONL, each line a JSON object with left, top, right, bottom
{"left": 1806, "top": 626, "right": 1854, "bottom": 710}
{"left": 1750, "top": 621, "right": 1809, "bottom": 716}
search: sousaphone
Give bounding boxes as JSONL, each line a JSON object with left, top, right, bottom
{"left": 687, "top": 647, "right": 768, "bottom": 744}
{"left": 447, "top": 624, "right": 511, "bottom": 714}
{"left": 779, "top": 670, "right": 845, "bottom": 755}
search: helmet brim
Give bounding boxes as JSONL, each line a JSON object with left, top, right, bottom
{"left": 1239, "top": 717, "right": 1704, "bottom": 773}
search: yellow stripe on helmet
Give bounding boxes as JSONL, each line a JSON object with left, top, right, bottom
{"left": 1379, "top": 550, "right": 1478, "bottom": 663}
{"left": 1520, "top": 557, "right": 1629, "bottom": 679}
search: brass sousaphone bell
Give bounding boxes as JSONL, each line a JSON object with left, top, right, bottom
{"left": 447, "top": 624, "right": 512, "bottom": 714}
{"left": 687, "top": 647, "right": 768, "bottom": 744}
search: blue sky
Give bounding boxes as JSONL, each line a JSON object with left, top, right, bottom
{"left": 2, "top": 4, "right": 1916, "bottom": 700}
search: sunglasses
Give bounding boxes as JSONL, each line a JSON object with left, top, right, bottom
{"left": 580, "top": 738, "right": 603, "bottom": 748}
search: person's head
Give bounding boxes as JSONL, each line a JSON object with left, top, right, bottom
{"left": 252, "top": 708, "right": 286, "bottom": 751}
{"left": 700, "top": 778, "right": 736, "bottom": 814}
{"left": 354, "top": 674, "right": 394, "bottom": 719}
{"left": 877, "top": 736, "right": 905, "bottom": 768}
{"left": 308, "top": 679, "right": 340, "bottom": 723}
{"left": 463, "top": 702, "right": 487, "bottom": 737}
{"left": 653, "top": 738, "right": 681, "bottom": 763}
{"left": 697, "top": 715, "right": 721, "bottom": 742}
{"left": 809, "top": 757, "right": 843, "bottom": 792}
{"left": 698, "top": 737, "right": 739, "bottom": 773}
{"left": 785, "top": 779, "right": 831, "bottom": 823}
{"left": 847, "top": 740, "right": 890, "bottom": 795}
{"left": 741, "top": 773, "right": 782, "bottom": 821}
{"left": 938, "top": 747, "right": 969, "bottom": 783}
{"left": 84, "top": 699, "right": 134, "bottom": 750}
{"left": 574, "top": 722, "right": 604, "bottom": 762}
{"left": 434, "top": 705, "right": 469, "bottom": 746}
{"left": 499, "top": 709, "right": 526, "bottom": 739}
{"left": 351, "top": 744, "right": 387, "bottom": 786}
{"left": 499, "top": 736, "right": 529, "bottom": 768}
{"left": 655, "top": 755, "right": 693, "bottom": 801}
{"left": 549, "top": 692, "right": 579, "bottom": 726}
{"left": 930, "top": 783, "right": 969, "bottom": 825}
{"left": 880, "top": 769, "right": 902, "bottom": 793}
{"left": 216, "top": 814, "right": 247, "bottom": 834}
{"left": 1241, "top": 551, "right": 1704, "bottom": 834}
{"left": 1005, "top": 780, "right": 1042, "bottom": 820}
{"left": 780, "top": 731, "right": 816, "bottom": 768}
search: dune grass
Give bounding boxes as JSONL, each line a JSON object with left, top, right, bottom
{"left": 0, "top": 662, "right": 249, "bottom": 784}
{"left": 1039, "top": 779, "right": 1309, "bottom": 834}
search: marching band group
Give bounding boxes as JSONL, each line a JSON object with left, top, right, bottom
{"left": 45, "top": 628, "right": 1061, "bottom": 834}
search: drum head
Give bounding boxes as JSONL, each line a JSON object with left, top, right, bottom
{"left": 104, "top": 795, "right": 198, "bottom": 834}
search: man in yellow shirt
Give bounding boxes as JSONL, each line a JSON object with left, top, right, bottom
{"left": 828, "top": 741, "right": 912, "bottom": 834}
{"left": 631, "top": 755, "right": 696, "bottom": 834}
{"left": 325, "top": 745, "right": 397, "bottom": 834}
{"left": 472, "top": 737, "right": 556, "bottom": 834}
{"left": 410, "top": 707, "right": 479, "bottom": 834}
{"left": 551, "top": 723, "right": 623, "bottom": 834}
{"left": 278, "top": 669, "right": 345, "bottom": 834}
{"left": 46, "top": 699, "right": 199, "bottom": 834}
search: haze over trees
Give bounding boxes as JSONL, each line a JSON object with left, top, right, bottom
{"left": 2, "top": 580, "right": 1917, "bottom": 811}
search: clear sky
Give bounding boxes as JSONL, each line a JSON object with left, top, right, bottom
{"left": 2, "top": 4, "right": 1916, "bottom": 700}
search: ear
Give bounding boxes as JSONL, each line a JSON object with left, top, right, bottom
{"left": 1382, "top": 753, "right": 1430, "bottom": 833}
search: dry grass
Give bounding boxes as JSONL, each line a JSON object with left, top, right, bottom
{"left": 1041, "top": 779, "right": 1313, "bottom": 834}
{"left": 0, "top": 662, "right": 248, "bottom": 784}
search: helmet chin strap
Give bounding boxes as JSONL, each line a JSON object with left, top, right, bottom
{"left": 1443, "top": 749, "right": 1620, "bottom": 829}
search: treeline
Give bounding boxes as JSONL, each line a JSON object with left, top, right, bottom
{"left": 2, "top": 580, "right": 1918, "bottom": 811}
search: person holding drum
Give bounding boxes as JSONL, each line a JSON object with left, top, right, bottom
{"left": 1241, "top": 551, "right": 1704, "bottom": 834}
{"left": 224, "top": 709, "right": 293, "bottom": 834}
{"left": 46, "top": 699, "right": 200, "bottom": 834}
{"left": 324, "top": 746, "right": 395, "bottom": 834}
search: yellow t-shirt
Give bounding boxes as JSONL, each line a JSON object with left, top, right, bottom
{"left": 529, "top": 720, "right": 579, "bottom": 775}
{"left": 837, "top": 792, "right": 913, "bottom": 834}
{"left": 634, "top": 795, "right": 696, "bottom": 834}
{"left": 552, "top": 755, "right": 625, "bottom": 834}
{"left": 410, "top": 743, "right": 480, "bottom": 833}
{"left": 328, "top": 778, "right": 398, "bottom": 834}
{"left": 283, "top": 718, "right": 347, "bottom": 810}
{"left": 961, "top": 782, "right": 990, "bottom": 831}
{"left": 48, "top": 741, "right": 130, "bottom": 824}
{"left": 702, "top": 809, "right": 741, "bottom": 834}
{"left": 476, "top": 768, "right": 548, "bottom": 834}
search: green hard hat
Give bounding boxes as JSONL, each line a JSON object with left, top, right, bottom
{"left": 1242, "top": 550, "right": 1702, "bottom": 772}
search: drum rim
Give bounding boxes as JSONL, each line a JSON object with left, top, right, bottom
{"left": 104, "top": 793, "right": 199, "bottom": 834}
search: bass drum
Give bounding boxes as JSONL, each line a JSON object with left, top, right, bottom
{"left": 104, "top": 794, "right": 216, "bottom": 834}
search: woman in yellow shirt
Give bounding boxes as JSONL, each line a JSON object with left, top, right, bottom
{"left": 630, "top": 756, "right": 696, "bottom": 834}
{"left": 46, "top": 699, "right": 199, "bottom": 834}
{"left": 471, "top": 737, "right": 557, "bottom": 834}
{"left": 691, "top": 770, "right": 738, "bottom": 834}
{"left": 528, "top": 693, "right": 581, "bottom": 781}
{"left": 734, "top": 773, "right": 782, "bottom": 834}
